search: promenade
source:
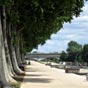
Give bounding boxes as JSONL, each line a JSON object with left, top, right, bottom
{"left": 20, "top": 61, "right": 88, "bottom": 88}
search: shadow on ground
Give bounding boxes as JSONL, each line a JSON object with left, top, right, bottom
{"left": 26, "top": 74, "right": 43, "bottom": 76}
{"left": 75, "top": 73, "right": 87, "bottom": 75}
{"left": 13, "top": 76, "right": 24, "bottom": 82}
{"left": 26, "top": 69, "right": 39, "bottom": 72}
{"left": 23, "top": 77, "right": 52, "bottom": 83}
{"left": 26, "top": 68, "right": 45, "bottom": 72}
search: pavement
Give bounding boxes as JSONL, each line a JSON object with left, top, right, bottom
{"left": 20, "top": 60, "right": 88, "bottom": 88}
{"left": 80, "top": 69, "right": 88, "bottom": 73}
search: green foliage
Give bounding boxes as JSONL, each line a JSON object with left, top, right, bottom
{"left": 60, "top": 41, "right": 88, "bottom": 62}
{"left": 0, "top": 0, "right": 14, "bottom": 5}
{"left": 82, "top": 44, "right": 88, "bottom": 62}
{"left": 11, "top": 83, "right": 20, "bottom": 88}
{"left": 47, "top": 57, "right": 59, "bottom": 63}
{"left": 67, "top": 41, "right": 82, "bottom": 53}
{"left": 40, "top": 57, "right": 59, "bottom": 63}
{"left": 19, "top": 0, "right": 85, "bottom": 51}
{"left": 66, "top": 41, "right": 82, "bottom": 62}
{"left": 1, "top": 0, "right": 87, "bottom": 52}
{"left": 40, "top": 58, "right": 46, "bottom": 62}
{"left": 60, "top": 51, "right": 67, "bottom": 61}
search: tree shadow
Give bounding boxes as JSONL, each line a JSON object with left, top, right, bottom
{"left": 25, "top": 68, "right": 45, "bottom": 72}
{"left": 13, "top": 76, "right": 24, "bottom": 82}
{"left": 26, "top": 69, "right": 38, "bottom": 72}
{"left": 26, "top": 74, "right": 43, "bottom": 76}
{"left": 23, "top": 77, "right": 52, "bottom": 83}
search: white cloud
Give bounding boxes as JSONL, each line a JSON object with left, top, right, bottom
{"left": 81, "top": 3, "right": 88, "bottom": 16}
{"left": 77, "top": 16, "right": 88, "bottom": 21}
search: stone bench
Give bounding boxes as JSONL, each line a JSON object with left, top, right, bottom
{"left": 45, "top": 63, "right": 51, "bottom": 66}
{"left": 65, "top": 66, "right": 80, "bottom": 73}
{"left": 50, "top": 64, "right": 65, "bottom": 69}
{"left": 50, "top": 65, "right": 58, "bottom": 68}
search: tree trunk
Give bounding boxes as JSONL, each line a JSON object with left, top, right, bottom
{"left": 1, "top": 5, "right": 18, "bottom": 83}
{"left": 0, "top": 6, "right": 11, "bottom": 88}
{"left": 12, "top": 46, "right": 24, "bottom": 75}
{"left": 20, "top": 33, "right": 25, "bottom": 63}
{"left": 21, "top": 53, "right": 25, "bottom": 63}
{"left": 15, "top": 30, "right": 22, "bottom": 65}
{"left": 7, "top": 24, "right": 24, "bottom": 75}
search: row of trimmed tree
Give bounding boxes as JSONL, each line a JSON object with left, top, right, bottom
{"left": 0, "top": 5, "right": 25, "bottom": 88}
{"left": 60, "top": 41, "right": 88, "bottom": 64}
{"left": 0, "top": 0, "right": 87, "bottom": 88}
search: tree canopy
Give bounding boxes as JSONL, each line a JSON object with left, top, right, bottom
{"left": 66, "top": 41, "right": 82, "bottom": 62}
{"left": 0, "top": 1, "right": 88, "bottom": 87}
{"left": 60, "top": 51, "right": 67, "bottom": 61}
{"left": 59, "top": 41, "right": 88, "bottom": 62}
{"left": 0, "top": 0, "right": 87, "bottom": 52}
{"left": 82, "top": 44, "right": 88, "bottom": 62}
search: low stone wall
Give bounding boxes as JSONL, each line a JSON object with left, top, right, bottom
{"left": 65, "top": 66, "right": 80, "bottom": 73}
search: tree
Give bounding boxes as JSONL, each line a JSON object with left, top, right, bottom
{"left": 82, "top": 44, "right": 88, "bottom": 63}
{"left": 60, "top": 51, "right": 68, "bottom": 61}
{"left": 8, "top": 0, "right": 85, "bottom": 52}
{"left": 0, "top": 0, "right": 88, "bottom": 88}
{"left": 66, "top": 41, "right": 82, "bottom": 62}
{"left": 20, "top": 0, "right": 85, "bottom": 52}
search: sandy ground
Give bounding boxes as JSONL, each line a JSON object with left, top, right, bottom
{"left": 20, "top": 61, "right": 88, "bottom": 88}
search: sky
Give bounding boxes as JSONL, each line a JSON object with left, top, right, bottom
{"left": 32, "top": 2, "right": 88, "bottom": 53}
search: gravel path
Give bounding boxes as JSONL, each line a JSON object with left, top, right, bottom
{"left": 20, "top": 61, "right": 88, "bottom": 88}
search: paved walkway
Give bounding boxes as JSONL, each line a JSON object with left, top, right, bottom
{"left": 20, "top": 61, "right": 88, "bottom": 88}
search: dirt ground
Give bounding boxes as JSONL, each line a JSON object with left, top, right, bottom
{"left": 20, "top": 60, "right": 88, "bottom": 88}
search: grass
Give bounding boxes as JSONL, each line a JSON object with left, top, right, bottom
{"left": 11, "top": 72, "right": 25, "bottom": 88}
{"left": 11, "top": 83, "right": 20, "bottom": 88}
